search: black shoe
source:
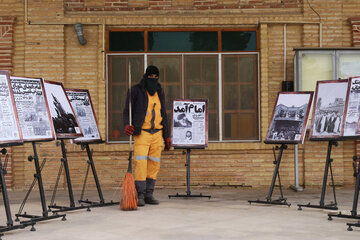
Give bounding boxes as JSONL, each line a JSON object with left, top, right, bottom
{"left": 137, "top": 198, "right": 145, "bottom": 207}
{"left": 144, "top": 196, "right": 159, "bottom": 205}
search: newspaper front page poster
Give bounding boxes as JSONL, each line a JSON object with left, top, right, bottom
{"left": 66, "top": 88, "right": 102, "bottom": 143}
{"left": 10, "top": 76, "right": 54, "bottom": 142}
{"left": 172, "top": 99, "right": 208, "bottom": 148}
{"left": 0, "top": 71, "right": 23, "bottom": 144}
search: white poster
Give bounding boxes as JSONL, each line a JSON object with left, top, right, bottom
{"left": 343, "top": 77, "right": 360, "bottom": 137}
{"left": 309, "top": 79, "right": 348, "bottom": 140}
{"left": 66, "top": 89, "right": 102, "bottom": 143}
{"left": 0, "top": 71, "right": 22, "bottom": 144}
{"left": 10, "top": 76, "right": 54, "bottom": 141}
{"left": 172, "top": 99, "right": 208, "bottom": 148}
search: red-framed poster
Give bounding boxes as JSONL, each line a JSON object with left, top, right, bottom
{"left": 43, "top": 80, "right": 83, "bottom": 139}
{"left": 309, "top": 79, "right": 348, "bottom": 141}
{"left": 0, "top": 70, "right": 23, "bottom": 145}
{"left": 171, "top": 99, "right": 208, "bottom": 148}
{"left": 10, "top": 76, "right": 55, "bottom": 142}
{"left": 265, "top": 91, "right": 313, "bottom": 144}
{"left": 65, "top": 88, "right": 102, "bottom": 143}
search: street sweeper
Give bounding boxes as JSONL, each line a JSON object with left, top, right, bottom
{"left": 123, "top": 65, "right": 171, "bottom": 207}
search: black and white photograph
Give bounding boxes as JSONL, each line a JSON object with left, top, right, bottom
{"left": 66, "top": 88, "right": 102, "bottom": 143}
{"left": 309, "top": 79, "right": 349, "bottom": 140}
{"left": 43, "top": 80, "right": 83, "bottom": 139}
{"left": 172, "top": 99, "right": 208, "bottom": 148}
{"left": 265, "top": 92, "right": 313, "bottom": 144}
{"left": 343, "top": 77, "right": 360, "bottom": 137}
{"left": 0, "top": 70, "right": 23, "bottom": 145}
{"left": 10, "top": 76, "right": 55, "bottom": 142}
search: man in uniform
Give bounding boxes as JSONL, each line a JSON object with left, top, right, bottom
{"left": 123, "top": 65, "right": 171, "bottom": 207}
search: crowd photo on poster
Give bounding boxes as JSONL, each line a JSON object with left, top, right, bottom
{"left": 266, "top": 92, "right": 313, "bottom": 144}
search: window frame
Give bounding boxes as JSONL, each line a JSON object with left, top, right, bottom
{"left": 106, "top": 28, "right": 260, "bottom": 143}
{"left": 294, "top": 48, "right": 360, "bottom": 91}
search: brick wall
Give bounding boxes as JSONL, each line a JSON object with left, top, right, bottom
{"left": 1, "top": 0, "right": 359, "bottom": 192}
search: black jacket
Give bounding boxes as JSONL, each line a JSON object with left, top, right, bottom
{"left": 123, "top": 78, "right": 169, "bottom": 139}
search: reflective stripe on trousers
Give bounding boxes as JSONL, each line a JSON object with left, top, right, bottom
{"left": 134, "top": 130, "right": 164, "bottom": 181}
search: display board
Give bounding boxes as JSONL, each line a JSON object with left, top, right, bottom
{"left": 10, "top": 76, "right": 55, "bottom": 142}
{"left": 66, "top": 88, "right": 102, "bottom": 143}
{"left": 265, "top": 91, "right": 313, "bottom": 144}
{"left": 343, "top": 76, "right": 360, "bottom": 137}
{"left": 171, "top": 99, "right": 208, "bottom": 148}
{"left": 43, "top": 80, "right": 83, "bottom": 139}
{"left": 309, "top": 79, "right": 348, "bottom": 140}
{"left": 0, "top": 70, "right": 23, "bottom": 145}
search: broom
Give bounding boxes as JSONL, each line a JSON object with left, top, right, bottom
{"left": 120, "top": 63, "right": 138, "bottom": 211}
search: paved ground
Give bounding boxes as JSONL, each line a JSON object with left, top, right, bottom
{"left": 0, "top": 187, "right": 360, "bottom": 240}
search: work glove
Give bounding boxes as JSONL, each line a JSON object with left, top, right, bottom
{"left": 164, "top": 137, "right": 171, "bottom": 151}
{"left": 124, "top": 125, "right": 135, "bottom": 136}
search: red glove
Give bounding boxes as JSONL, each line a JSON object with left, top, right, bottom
{"left": 164, "top": 137, "right": 171, "bottom": 151}
{"left": 124, "top": 125, "right": 135, "bottom": 136}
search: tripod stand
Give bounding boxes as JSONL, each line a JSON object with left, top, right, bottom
{"left": 48, "top": 140, "right": 91, "bottom": 213}
{"left": 168, "top": 148, "right": 211, "bottom": 199}
{"left": 297, "top": 140, "right": 338, "bottom": 211}
{"left": 77, "top": 142, "right": 119, "bottom": 207}
{"left": 248, "top": 144, "right": 291, "bottom": 207}
{"left": 15, "top": 142, "right": 66, "bottom": 225}
{"left": 328, "top": 155, "right": 360, "bottom": 223}
{"left": 0, "top": 147, "right": 35, "bottom": 238}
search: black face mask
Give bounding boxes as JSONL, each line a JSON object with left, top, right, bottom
{"left": 145, "top": 77, "right": 159, "bottom": 96}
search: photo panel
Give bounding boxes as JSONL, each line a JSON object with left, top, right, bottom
{"left": 343, "top": 77, "right": 360, "bottom": 137}
{"left": 309, "top": 79, "right": 349, "bottom": 140}
{"left": 265, "top": 91, "right": 313, "bottom": 144}
{"left": 0, "top": 70, "right": 23, "bottom": 145}
{"left": 66, "top": 88, "right": 102, "bottom": 143}
{"left": 172, "top": 99, "right": 208, "bottom": 148}
{"left": 43, "top": 80, "right": 83, "bottom": 139}
{"left": 10, "top": 76, "right": 55, "bottom": 142}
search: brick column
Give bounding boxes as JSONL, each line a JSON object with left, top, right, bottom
{"left": 0, "top": 16, "right": 16, "bottom": 188}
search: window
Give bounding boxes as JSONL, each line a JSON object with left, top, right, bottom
{"left": 295, "top": 48, "right": 360, "bottom": 91}
{"left": 107, "top": 29, "right": 259, "bottom": 142}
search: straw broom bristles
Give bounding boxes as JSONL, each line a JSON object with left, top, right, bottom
{"left": 120, "top": 172, "right": 138, "bottom": 210}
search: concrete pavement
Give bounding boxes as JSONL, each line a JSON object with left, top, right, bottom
{"left": 1, "top": 187, "right": 359, "bottom": 240}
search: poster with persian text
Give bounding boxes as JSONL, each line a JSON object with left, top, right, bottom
{"left": 343, "top": 77, "right": 360, "bottom": 137}
{"left": 0, "top": 70, "right": 23, "bottom": 145}
{"left": 66, "top": 88, "right": 102, "bottom": 143}
{"left": 171, "top": 99, "right": 208, "bottom": 148}
{"left": 43, "top": 80, "right": 83, "bottom": 139}
{"left": 10, "top": 76, "right": 54, "bottom": 142}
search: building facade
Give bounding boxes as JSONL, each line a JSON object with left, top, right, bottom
{"left": 1, "top": 0, "right": 360, "bottom": 191}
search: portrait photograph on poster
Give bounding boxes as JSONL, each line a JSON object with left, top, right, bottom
{"left": 10, "top": 76, "right": 55, "bottom": 142}
{"left": 309, "top": 79, "right": 349, "bottom": 140}
{"left": 172, "top": 99, "right": 208, "bottom": 148}
{"left": 66, "top": 88, "right": 102, "bottom": 143}
{"left": 343, "top": 76, "right": 360, "bottom": 137}
{"left": 43, "top": 80, "right": 83, "bottom": 139}
{"left": 0, "top": 70, "right": 23, "bottom": 145}
{"left": 265, "top": 92, "right": 313, "bottom": 144}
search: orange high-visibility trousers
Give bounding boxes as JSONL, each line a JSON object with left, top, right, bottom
{"left": 133, "top": 130, "right": 164, "bottom": 181}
